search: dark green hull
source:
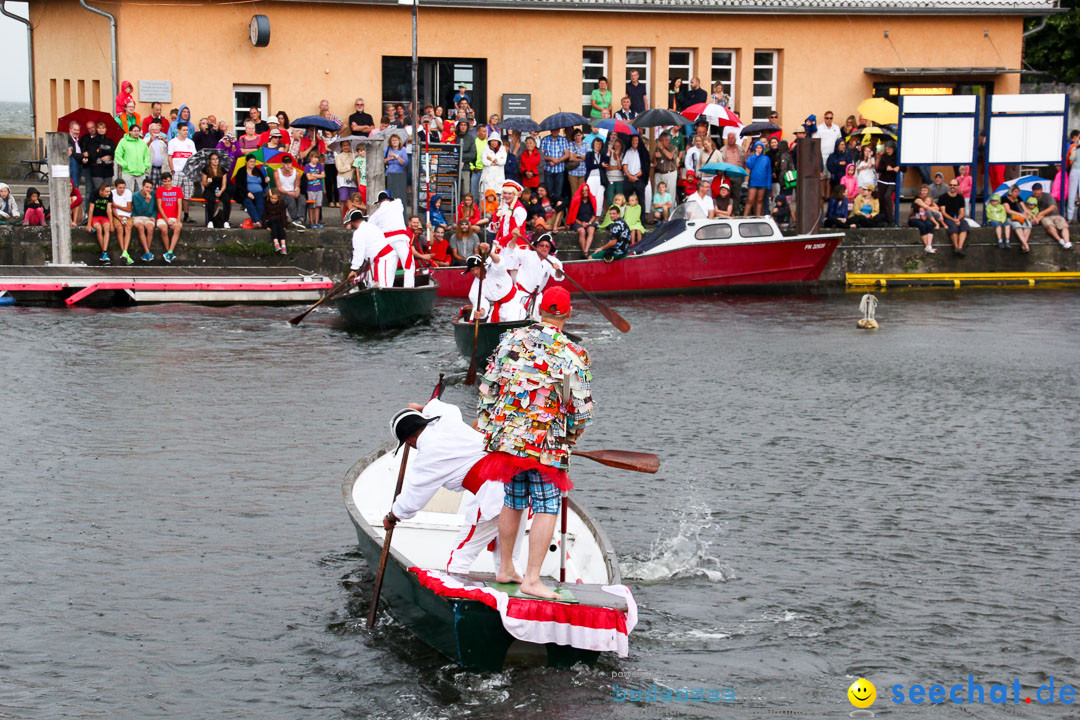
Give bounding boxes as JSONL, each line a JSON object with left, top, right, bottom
{"left": 342, "top": 444, "right": 603, "bottom": 671}
{"left": 452, "top": 319, "right": 531, "bottom": 366}
{"left": 335, "top": 280, "right": 438, "bottom": 330}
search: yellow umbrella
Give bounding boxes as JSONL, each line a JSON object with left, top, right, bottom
{"left": 857, "top": 97, "right": 899, "bottom": 125}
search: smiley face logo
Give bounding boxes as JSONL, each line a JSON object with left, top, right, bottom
{"left": 848, "top": 678, "right": 876, "bottom": 708}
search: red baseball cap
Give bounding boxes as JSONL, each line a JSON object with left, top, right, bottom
{"left": 540, "top": 286, "right": 571, "bottom": 316}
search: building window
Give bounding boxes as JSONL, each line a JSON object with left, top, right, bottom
{"left": 668, "top": 49, "right": 694, "bottom": 103}
{"left": 752, "top": 51, "right": 777, "bottom": 122}
{"left": 625, "top": 48, "right": 651, "bottom": 98}
{"left": 711, "top": 50, "right": 736, "bottom": 109}
{"left": 582, "top": 47, "right": 608, "bottom": 117}
{"left": 234, "top": 84, "right": 268, "bottom": 127}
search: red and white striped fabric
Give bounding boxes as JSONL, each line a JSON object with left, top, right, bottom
{"left": 409, "top": 567, "right": 637, "bottom": 657}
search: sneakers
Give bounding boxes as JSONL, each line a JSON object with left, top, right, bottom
{"left": 924, "top": 246, "right": 936, "bottom": 254}
{"left": 121, "top": 251, "right": 134, "bottom": 266}
{"left": 273, "top": 240, "right": 281, "bottom": 252}
{"left": 223, "top": 222, "right": 230, "bottom": 229}
{"left": 1062, "top": 240, "right": 1074, "bottom": 249}
{"left": 207, "top": 222, "right": 214, "bottom": 228}
{"left": 141, "top": 251, "right": 154, "bottom": 262}
{"left": 279, "top": 243, "right": 288, "bottom": 255}
{"left": 997, "top": 240, "right": 1005, "bottom": 249}
{"left": 1004, "top": 242, "right": 1012, "bottom": 249}
{"left": 100, "top": 251, "right": 111, "bottom": 265}
{"left": 291, "top": 220, "right": 305, "bottom": 230}
{"left": 163, "top": 251, "right": 174, "bottom": 264}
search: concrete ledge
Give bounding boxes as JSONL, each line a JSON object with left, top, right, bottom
{"left": 2, "top": 224, "right": 1078, "bottom": 285}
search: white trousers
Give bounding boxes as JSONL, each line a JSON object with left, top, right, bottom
{"left": 371, "top": 253, "right": 398, "bottom": 288}
{"left": 388, "top": 239, "right": 415, "bottom": 288}
{"left": 1067, "top": 167, "right": 1080, "bottom": 221}
{"left": 446, "top": 510, "right": 526, "bottom": 575}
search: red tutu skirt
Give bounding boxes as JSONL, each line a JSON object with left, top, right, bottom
{"left": 463, "top": 451, "right": 572, "bottom": 493}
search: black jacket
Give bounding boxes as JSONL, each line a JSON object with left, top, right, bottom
{"left": 584, "top": 149, "right": 609, "bottom": 187}
{"left": 233, "top": 165, "right": 268, "bottom": 196}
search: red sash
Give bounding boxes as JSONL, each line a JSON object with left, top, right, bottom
{"left": 489, "top": 286, "right": 518, "bottom": 323}
{"left": 384, "top": 227, "right": 415, "bottom": 269}
{"left": 372, "top": 244, "right": 395, "bottom": 284}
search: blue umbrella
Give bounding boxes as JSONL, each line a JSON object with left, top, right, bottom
{"left": 290, "top": 114, "right": 342, "bottom": 132}
{"left": 592, "top": 118, "right": 638, "bottom": 135}
{"left": 700, "top": 162, "right": 748, "bottom": 177}
{"left": 992, "top": 175, "right": 1053, "bottom": 201}
{"left": 539, "top": 112, "right": 589, "bottom": 131}
{"left": 498, "top": 117, "right": 541, "bottom": 133}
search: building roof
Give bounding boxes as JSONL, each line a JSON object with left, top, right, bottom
{"left": 313, "top": 0, "right": 1059, "bottom": 15}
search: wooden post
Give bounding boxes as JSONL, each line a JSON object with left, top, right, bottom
{"left": 795, "top": 138, "right": 821, "bottom": 236}
{"left": 46, "top": 132, "right": 72, "bottom": 265}
{"left": 360, "top": 136, "right": 388, "bottom": 207}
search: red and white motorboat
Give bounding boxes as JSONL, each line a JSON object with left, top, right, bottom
{"left": 430, "top": 210, "right": 843, "bottom": 297}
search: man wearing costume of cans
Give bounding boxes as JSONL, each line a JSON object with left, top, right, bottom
{"left": 473, "top": 286, "right": 593, "bottom": 599}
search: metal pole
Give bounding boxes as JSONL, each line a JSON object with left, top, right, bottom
{"left": 79, "top": 0, "right": 117, "bottom": 101}
{"left": 410, "top": 0, "right": 420, "bottom": 218}
{"left": 46, "top": 132, "right": 72, "bottom": 265}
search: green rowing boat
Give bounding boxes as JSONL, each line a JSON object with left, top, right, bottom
{"left": 452, "top": 318, "right": 531, "bottom": 365}
{"left": 335, "top": 275, "right": 439, "bottom": 330}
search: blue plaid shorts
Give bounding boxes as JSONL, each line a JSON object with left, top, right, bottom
{"left": 503, "top": 469, "right": 561, "bottom": 514}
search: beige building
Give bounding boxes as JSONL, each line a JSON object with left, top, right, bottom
{"left": 27, "top": 0, "right": 1054, "bottom": 139}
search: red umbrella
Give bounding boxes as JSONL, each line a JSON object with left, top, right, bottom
{"left": 681, "top": 103, "right": 742, "bottom": 128}
{"left": 57, "top": 108, "right": 124, "bottom": 143}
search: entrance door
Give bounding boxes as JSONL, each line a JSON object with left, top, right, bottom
{"left": 383, "top": 57, "right": 486, "bottom": 119}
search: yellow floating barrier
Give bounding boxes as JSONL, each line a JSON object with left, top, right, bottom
{"left": 846, "top": 272, "right": 1080, "bottom": 290}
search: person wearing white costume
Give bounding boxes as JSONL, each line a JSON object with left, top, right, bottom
{"left": 384, "top": 399, "right": 523, "bottom": 575}
{"left": 368, "top": 190, "right": 416, "bottom": 288}
{"left": 344, "top": 209, "right": 395, "bottom": 288}
{"left": 514, "top": 233, "right": 564, "bottom": 320}
{"left": 463, "top": 244, "right": 526, "bottom": 323}
{"left": 493, "top": 180, "right": 529, "bottom": 277}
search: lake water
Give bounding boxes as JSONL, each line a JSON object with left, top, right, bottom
{"left": 1, "top": 290, "right": 1077, "bottom": 719}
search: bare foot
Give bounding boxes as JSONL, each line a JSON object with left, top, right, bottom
{"left": 495, "top": 569, "right": 524, "bottom": 584}
{"left": 519, "top": 579, "right": 560, "bottom": 600}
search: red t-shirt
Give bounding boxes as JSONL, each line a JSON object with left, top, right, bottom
{"left": 430, "top": 238, "right": 451, "bottom": 265}
{"left": 155, "top": 186, "right": 184, "bottom": 220}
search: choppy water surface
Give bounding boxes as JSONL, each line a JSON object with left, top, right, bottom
{"left": 1, "top": 291, "right": 1077, "bottom": 719}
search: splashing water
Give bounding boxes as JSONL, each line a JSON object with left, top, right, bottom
{"left": 621, "top": 503, "right": 732, "bottom": 583}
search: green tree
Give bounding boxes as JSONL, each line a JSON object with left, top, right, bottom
{"left": 1025, "top": 1, "right": 1080, "bottom": 83}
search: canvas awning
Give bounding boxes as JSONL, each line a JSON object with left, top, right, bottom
{"left": 864, "top": 67, "right": 1022, "bottom": 77}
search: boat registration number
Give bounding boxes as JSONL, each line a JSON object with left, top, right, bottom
{"left": 804, "top": 243, "right": 827, "bottom": 250}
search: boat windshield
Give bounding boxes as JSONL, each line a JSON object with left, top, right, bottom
{"left": 628, "top": 214, "right": 687, "bottom": 255}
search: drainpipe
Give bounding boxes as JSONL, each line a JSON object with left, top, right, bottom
{"left": 0, "top": 1, "right": 35, "bottom": 139}
{"left": 79, "top": 0, "right": 117, "bottom": 102}
{"left": 1022, "top": 16, "right": 1049, "bottom": 38}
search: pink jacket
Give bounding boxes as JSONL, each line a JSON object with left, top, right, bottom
{"left": 841, "top": 165, "right": 858, "bottom": 200}
{"left": 956, "top": 174, "right": 972, "bottom": 199}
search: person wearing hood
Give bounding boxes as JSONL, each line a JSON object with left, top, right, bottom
{"left": 114, "top": 80, "right": 134, "bottom": 116}
{"left": 116, "top": 124, "right": 151, "bottom": 190}
{"left": 0, "top": 183, "right": 20, "bottom": 225}
{"left": 167, "top": 105, "right": 195, "bottom": 140}
{"left": 428, "top": 194, "right": 448, "bottom": 228}
{"left": 826, "top": 138, "right": 854, "bottom": 188}
{"left": 744, "top": 141, "right": 772, "bottom": 216}
{"left": 22, "top": 187, "right": 45, "bottom": 226}
{"left": 479, "top": 137, "right": 507, "bottom": 198}
{"left": 840, "top": 162, "right": 859, "bottom": 202}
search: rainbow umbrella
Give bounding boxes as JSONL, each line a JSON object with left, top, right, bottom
{"left": 230, "top": 147, "right": 291, "bottom": 179}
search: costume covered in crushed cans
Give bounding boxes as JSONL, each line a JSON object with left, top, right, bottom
{"left": 472, "top": 320, "right": 593, "bottom": 512}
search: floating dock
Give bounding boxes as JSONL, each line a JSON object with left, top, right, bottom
{"left": 846, "top": 272, "right": 1080, "bottom": 290}
{"left": 0, "top": 266, "right": 334, "bottom": 306}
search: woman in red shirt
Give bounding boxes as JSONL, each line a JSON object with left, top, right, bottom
{"left": 456, "top": 193, "right": 485, "bottom": 234}
{"left": 519, "top": 135, "right": 543, "bottom": 191}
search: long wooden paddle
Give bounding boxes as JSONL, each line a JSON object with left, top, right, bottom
{"left": 572, "top": 449, "right": 659, "bottom": 474}
{"left": 366, "top": 443, "right": 410, "bottom": 629}
{"left": 464, "top": 250, "right": 487, "bottom": 385}
{"left": 544, "top": 258, "right": 630, "bottom": 333}
{"left": 289, "top": 276, "right": 352, "bottom": 325}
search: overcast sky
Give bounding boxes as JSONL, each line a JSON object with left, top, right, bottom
{"left": 0, "top": 2, "right": 30, "bottom": 103}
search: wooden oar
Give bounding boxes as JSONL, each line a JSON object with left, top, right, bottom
{"left": 464, "top": 250, "right": 487, "bottom": 385}
{"left": 366, "top": 444, "right": 410, "bottom": 629}
{"left": 544, "top": 258, "right": 630, "bottom": 333}
{"left": 572, "top": 449, "right": 659, "bottom": 474}
{"left": 288, "top": 276, "right": 352, "bottom": 325}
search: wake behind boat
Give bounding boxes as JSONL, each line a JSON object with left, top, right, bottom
{"left": 430, "top": 211, "right": 842, "bottom": 297}
{"left": 342, "top": 442, "right": 636, "bottom": 670}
